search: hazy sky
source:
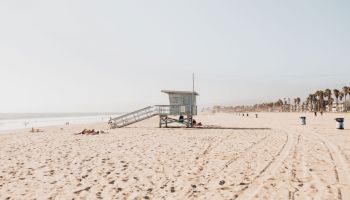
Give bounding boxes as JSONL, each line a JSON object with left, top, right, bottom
{"left": 1, "top": 0, "right": 349, "bottom": 112}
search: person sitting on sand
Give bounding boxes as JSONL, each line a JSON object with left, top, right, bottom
{"left": 179, "top": 115, "right": 184, "bottom": 123}
{"left": 192, "top": 119, "right": 197, "bottom": 126}
{"left": 80, "top": 129, "right": 99, "bottom": 135}
{"left": 192, "top": 119, "right": 202, "bottom": 127}
{"left": 31, "top": 127, "right": 43, "bottom": 133}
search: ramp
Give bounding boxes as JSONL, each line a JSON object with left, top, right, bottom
{"left": 109, "top": 106, "right": 158, "bottom": 128}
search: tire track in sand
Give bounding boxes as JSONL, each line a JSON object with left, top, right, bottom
{"left": 291, "top": 132, "right": 326, "bottom": 200}
{"left": 182, "top": 131, "right": 272, "bottom": 199}
{"left": 234, "top": 129, "right": 294, "bottom": 200}
{"left": 309, "top": 131, "right": 350, "bottom": 200}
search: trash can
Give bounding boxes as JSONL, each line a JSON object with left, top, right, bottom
{"left": 300, "top": 117, "right": 306, "bottom": 125}
{"left": 335, "top": 118, "right": 344, "bottom": 129}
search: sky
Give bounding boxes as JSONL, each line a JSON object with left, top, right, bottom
{"left": 0, "top": 0, "right": 349, "bottom": 112}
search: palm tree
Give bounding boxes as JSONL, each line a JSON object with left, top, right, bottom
{"left": 343, "top": 86, "right": 349, "bottom": 112}
{"left": 328, "top": 97, "right": 334, "bottom": 112}
{"left": 307, "top": 95, "right": 313, "bottom": 112}
{"left": 314, "top": 91, "right": 325, "bottom": 112}
{"left": 324, "top": 89, "right": 332, "bottom": 112}
{"left": 333, "top": 89, "right": 340, "bottom": 112}
{"left": 340, "top": 92, "right": 344, "bottom": 101}
{"left": 296, "top": 97, "right": 301, "bottom": 112}
{"left": 347, "top": 87, "right": 350, "bottom": 111}
{"left": 275, "top": 99, "right": 283, "bottom": 112}
{"left": 312, "top": 94, "right": 318, "bottom": 112}
{"left": 293, "top": 98, "right": 297, "bottom": 112}
{"left": 339, "top": 92, "right": 344, "bottom": 111}
{"left": 324, "top": 89, "right": 332, "bottom": 100}
{"left": 308, "top": 94, "right": 316, "bottom": 112}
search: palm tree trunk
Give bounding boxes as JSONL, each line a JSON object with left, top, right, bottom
{"left": 345, "top": 95, "right": 347, "bottom": 112}
{"left": 343, "top": 93, "right": 347, "bottom": 112}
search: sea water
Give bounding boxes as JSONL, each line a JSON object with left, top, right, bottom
{"left": 0, "top": 113, "right": 121, "bottom": 131}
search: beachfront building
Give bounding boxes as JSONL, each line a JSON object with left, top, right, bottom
{"left": 326, "top": 101, "right": 350, "bottom": 112}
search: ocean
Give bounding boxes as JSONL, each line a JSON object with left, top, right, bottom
{"left": 0, "top": 113, "right": 122, "bottom": 131}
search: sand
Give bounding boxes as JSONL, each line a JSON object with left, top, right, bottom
{"left": 0, "top": 112, "right": 350, "bottom": 199}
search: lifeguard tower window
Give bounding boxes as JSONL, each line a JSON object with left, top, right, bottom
{"left": 183, "top": 96, "right": 191, "bottom": 105}
{"left": 172, "top": 97, "right": 180, "bottom": 104}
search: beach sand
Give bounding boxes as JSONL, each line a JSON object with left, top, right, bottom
{"left": 0, "top": 112, "right": 350, "bottom": 199}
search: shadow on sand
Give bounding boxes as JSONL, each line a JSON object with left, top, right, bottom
{"left": 121, "top": 126, "right": 271, "bottom": 130}
{"left": 155, "top": 126, "right": 271, "bottom": 130}
{"left": 194, "top": 127, "right": 271, "bottom": 130}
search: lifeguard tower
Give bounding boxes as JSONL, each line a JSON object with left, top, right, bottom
{"left": 108, "top": 90, "right": 199, "bottom": 128}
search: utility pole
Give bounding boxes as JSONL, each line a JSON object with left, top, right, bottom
{"left": 191, "top": 73, "right": 195, "bottom": 127}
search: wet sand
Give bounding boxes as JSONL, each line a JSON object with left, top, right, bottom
{"left": 0, "top": 112, "right": 350, "bottom": 199}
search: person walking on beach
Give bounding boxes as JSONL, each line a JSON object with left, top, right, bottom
{"left": 314, "top": 111, "right": 317, "bottom": 116}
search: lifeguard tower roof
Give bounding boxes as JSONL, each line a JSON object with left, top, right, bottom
{"left": 161, "top": 90, "right": 199, "bottom": 95}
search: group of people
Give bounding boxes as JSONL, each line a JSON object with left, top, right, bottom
{"left": 78, "top": 129, "right": 107, "bottom": 135}
{"left": 192, "top": 119, "right": 202, "bottom": 127}
{"left": 30, "top": 127, "right": 43, "bottom": 133}
{"left": 179, "top": 115, "right": 202, "bottom": 127}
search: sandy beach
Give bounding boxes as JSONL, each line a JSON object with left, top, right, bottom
{"left": 1, "top": 112, "right": 350, "bottom": 199}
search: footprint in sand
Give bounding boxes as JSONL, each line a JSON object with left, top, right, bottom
{"left": 219, "top": 180, "right": 225, "bottom": 185}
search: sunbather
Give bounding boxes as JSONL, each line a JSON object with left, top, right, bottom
{"left": 31, "top": 127, "right": 43, "bottom": 133}
{"left": 192, "top": 119, "right": 202, "bottom": 127}
{"left": 80, "top": 129, "right": 99, "bottom": 135}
